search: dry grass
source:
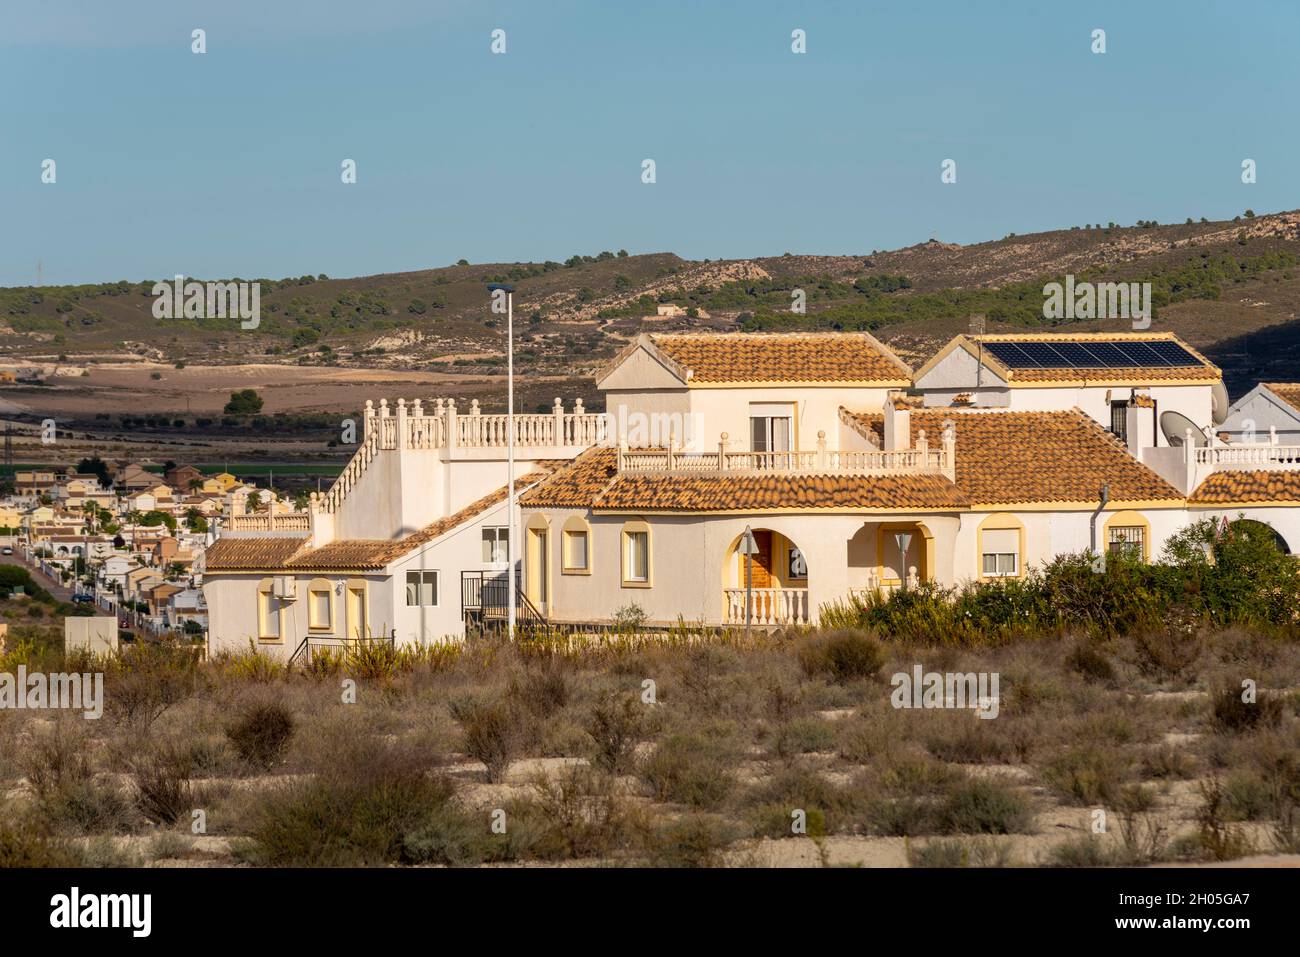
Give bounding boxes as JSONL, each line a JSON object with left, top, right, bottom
{"left": 1, "top": 627, "right": 1297, "bottom": 867}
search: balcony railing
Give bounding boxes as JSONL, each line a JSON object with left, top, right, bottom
{"left": 621, "top": 430, "right": 954, "bottom": 478}
{"left": 1194, "top": 444, "right": 1300, "bottom": 468}
{"left": 226, "top": 512, "right": 311, "bottom": 532}
{"left": 723, "top": 587, "right": 810, "bottom": 626}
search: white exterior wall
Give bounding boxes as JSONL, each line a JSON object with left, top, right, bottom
{"left": 604, "top": 385, "right": 895, "bottom": 453}
{"left": 532, "top": 504, "right": 1196, "bottom": 627}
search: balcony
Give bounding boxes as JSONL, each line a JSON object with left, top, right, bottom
{"left": 1194, "top": 444, "right": 1300, "bottom": 468}
{"left": 618, "top": 429, "right": 954, "bottom": 478}
{"left": 224, "top": 512, "right": 311, "bottom": 533}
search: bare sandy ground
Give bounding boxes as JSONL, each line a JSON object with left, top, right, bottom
{"left": 0, "top": 361, "right": 506, "bottom": 416}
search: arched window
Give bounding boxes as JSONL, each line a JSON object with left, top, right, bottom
{"left": 562, "top": 515, "right": 592, "bottom": 574}
{"left": 257, "top": 577, "right": 281, "bottom": 641}
{"left": 978, "top": 514, "right": 1025, "bottom": 579}
{"left": 621, "top": 520, "right": 652, "bottom": 587}
{"left": 1103, "top": 510, "right": 1152, "bottom": 561}
{"left": 307, "top": 577, "right": 334, "bottom": 632}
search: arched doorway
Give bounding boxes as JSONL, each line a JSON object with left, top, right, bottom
{"left": 875, "top": 521, "right": 934, "bottom": 589}
{"left": 723, "top": 528, "right": 809, "bottom": 625}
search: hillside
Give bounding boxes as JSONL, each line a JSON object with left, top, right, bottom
{"left": 3, "top": 210, "right": 1300, "bottom": 403}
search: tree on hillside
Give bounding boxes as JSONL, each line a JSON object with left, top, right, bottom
{"left": 77, "top": 456, "right": 111, "bottom": 487}
{"left": 224, "top": 389, "right": 264, "bottom": 415}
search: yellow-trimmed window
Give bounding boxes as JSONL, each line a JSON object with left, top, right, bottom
{"left": 562, "top": 516, "right": 591, "bottom": 574}
{"left": 257, "top": 578, "right": 281, "bottom": 641}
{"left": 621, "top": 521, "right": 651, "bottom": 587}
{"left": 978, "top": 514, "right": 1025, "bottom": 580}
{"left": 307, "top": 578, "right": 333, "bottom": 632}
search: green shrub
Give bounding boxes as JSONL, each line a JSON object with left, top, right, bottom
{"left": 640, "top": 727, "right": 738, "bottom": 809}
{"left": 450, "top": 697, "right": 526, "bottom": 783}
{"left": 243, "top": 763, "right": 481, "bottom": 866}
{"left": 586, "top": 692, "right": 644, "bottom": 774}
{"left": 1042, "top": 745, "right": 1129, "bottom": 805}
{"left": 226, "top": 702, "right": 296, "bottom": 771}
{"left": 937, "top": 778, "right": 1034, "bottom": 835}
{"left": 1210, "top": 682, "right": 1283, "bottom": 734}
{"left": 641, "top": 812, "right": 738, "bottom": 867}
{"left": 797, "top": 629, "right": 884, "bottom": 682}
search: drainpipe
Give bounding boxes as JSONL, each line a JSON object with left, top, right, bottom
{"left": 1089, "top": 484, "right": 1111, "bottom": 556}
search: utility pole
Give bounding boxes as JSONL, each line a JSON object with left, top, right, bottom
{"left": 488, "top": 283, "right": 517, "bottom": 638}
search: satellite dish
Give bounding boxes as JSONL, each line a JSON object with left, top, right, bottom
{"left": 1211, "top": 380, "right": 1230, "bottom": 425}
{"left": 1161, "top": 410, "right": 1208, "bottom": 448}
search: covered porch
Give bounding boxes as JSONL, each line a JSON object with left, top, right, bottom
{"left": 719, "top": 517, "right": 950, "bottom": 627}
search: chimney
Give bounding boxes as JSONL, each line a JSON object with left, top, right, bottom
{"left": 884, "top": 392, "right": 911, "bottom": 451}
{"left": 1125, "top": 390, "right": 1156, "bottom": 454}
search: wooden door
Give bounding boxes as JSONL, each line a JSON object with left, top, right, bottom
{"left": 738, "top": 530, "right": 774, "bottom": 588}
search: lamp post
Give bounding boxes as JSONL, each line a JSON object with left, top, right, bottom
{"left": 487, "top": 283, "right": 517, "bottom": 638}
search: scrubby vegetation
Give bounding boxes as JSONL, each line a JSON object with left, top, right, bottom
{"left": 821, "top": 519, "right": 1300, "bottom": 643}
{"left": 1, "top": 577, "right": 1297, "bottom": 867}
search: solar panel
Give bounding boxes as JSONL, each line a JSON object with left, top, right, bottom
{"left": 980, "top": 338, "right": 1202, "bottom": 370}
{"left": 1073, "top": 341, "right": 1132, "bottom": 367}
{"left": 982, "top": 342, "right": 1039, "bottom": 367}
{"left": 1116, "top": 340, "right": 1171, "bottom": 367}
{"left": 1143, "top": 340, "right": 1202, "bottom": 366}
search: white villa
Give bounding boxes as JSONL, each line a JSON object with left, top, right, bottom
{"left": 203, "top": 330, "right": 1300, "bottom": 652}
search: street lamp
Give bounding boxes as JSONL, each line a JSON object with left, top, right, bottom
{"left": 487, "top": 283, "right": 517, "bottom": 638}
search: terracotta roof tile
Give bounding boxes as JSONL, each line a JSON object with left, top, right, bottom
{"left": 204, "top": 536, "right": 308, "bottom": 571}
{"left": 847, "top": 408, "right": 1182, "bottom": 506}
{"left": 648, "top": 332, "right": 911, "bottom": 384}
{"left": 1189, "top": 470, "right": 1300, "bottom": 505}
{"left": 1262, "top": 383, "right": 1300, "bottom": 415}
{"left": 520, "top": 450, "right": 621, "bottom": 508}
{"left": 207, "top": 470, "right": 550, "bottom": 572}
{"left": 521, "top": 448, "right": 967, "bottom": 512}
{"left": 593, "top": 471, "right": 968, "bottom": 511}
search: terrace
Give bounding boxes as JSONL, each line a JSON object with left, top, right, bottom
{"left": 616, "top": 428, "right": 955, "bottom": 479}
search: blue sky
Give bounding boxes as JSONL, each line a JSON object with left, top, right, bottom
{"left": 2, "top": 0, "right": 1295, "bottom": 285}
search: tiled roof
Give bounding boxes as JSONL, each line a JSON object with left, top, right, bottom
{"left": 520, "top": 448, "right": 968, "bottom": 512}
{"left": 520, "top": 450, "right": 621, "bottom": 508}
{"left": 645, "top": 332, "right": 912, "bottom": 384}
{"left": 953, "top": 333, "right": 1220, "bottom": 384}
{"left": 847, "top": 408, "right": 1183, "bottom": 506}
{"left": 204, "top": 536, "right": 308, "bottom": 570}
{"left": 1188, "top": 470, "right": 1300, "bottom": 505}
{"left": 206, "top": 471, "right": 551, "bottom": 572}
{"left": 593, "top": 471, "right": 968, "bottom": 511}
{"left": 1262, "top": 383, "right": 1300, "bottom": 415}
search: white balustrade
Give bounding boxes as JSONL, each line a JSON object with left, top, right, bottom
{"left": 723, "top": 587, "right": 810, "bottom": 625}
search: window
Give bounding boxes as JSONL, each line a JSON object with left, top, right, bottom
{"left": 257, "top": 580, "right": 280, "bottom": 640}
{"left": 749, "top": 403, "right": 793, "bottom": 456}
{"left": 564, "top": 529, "right": 589, "bottom": 571}
{"left": 346, "top": 582, "right": 368, "bottom": 639}
{"left": 787, "top": 546, "right": 807, "bottom": 580}
{"left": 481, "top": 526, "right": 509, "bottom": 564}
{"left": 405, "top": 571, "right": 439, "bottom": 606}
{"left": 1108, "top": 525, "right": 1144, "bottom": 556}
{"left": 979, "top": 524, "right": 1021, "bottom": 579}
{"left": 981, "top": 552, "right": 1018, "bottom": 577}
{"left": 308, "top": 579, "right": 333, "bottom": 631}
{"left": 622, "top": 524, "right": 650, "bottom": 586}
{"left": 1110, "top": 401, "right": 1128, "bottom": 442}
